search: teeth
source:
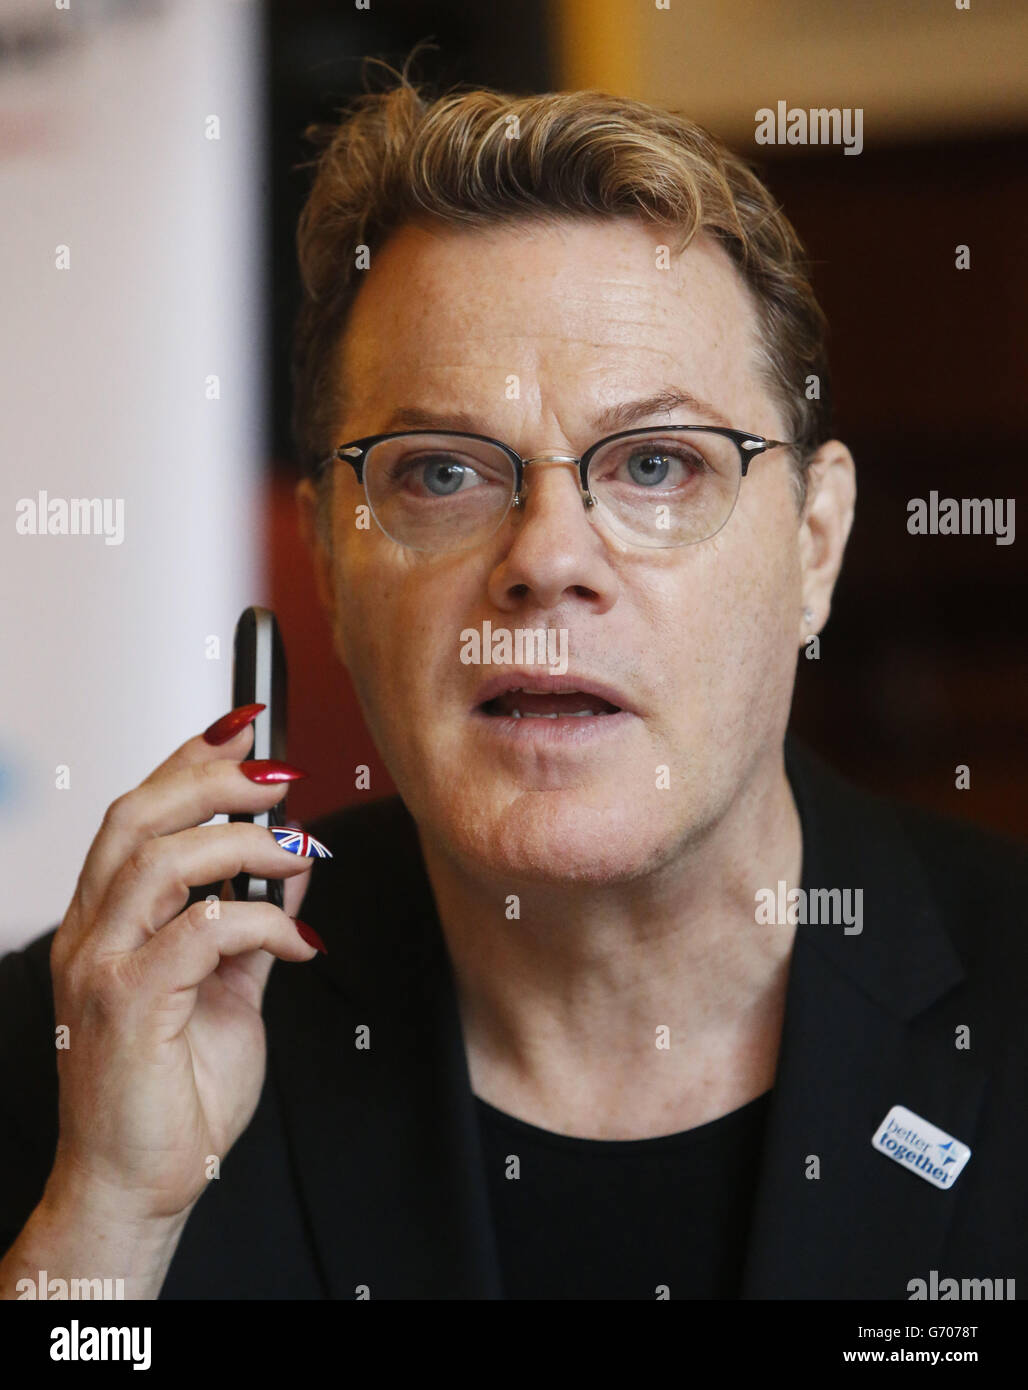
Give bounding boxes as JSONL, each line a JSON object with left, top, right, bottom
{"left": 510, "top": 708, "right": 596, "bottom": 719}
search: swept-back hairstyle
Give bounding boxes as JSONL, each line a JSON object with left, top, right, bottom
{"left": 292, "top": 76, "right": 831, "bottom": 514}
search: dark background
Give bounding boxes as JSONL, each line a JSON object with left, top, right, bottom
{"left": 263, "top": 0, "right": 1026, "bottom": 839}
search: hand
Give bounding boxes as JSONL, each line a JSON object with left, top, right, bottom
{"left": 45, "top": 707, "right": 325, "bottom": 1226}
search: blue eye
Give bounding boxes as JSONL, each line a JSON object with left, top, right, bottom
{"left": 626, "top": 449, "right": 671, "bottom": 486}
{"left": 421, "top": 457, "right": 470, "bottom": 495}
{"left": 601, "top": 441, "right": 707, "bottom": 490}
{"left": 388, "top": 452, "right": 489, "bottom": 497}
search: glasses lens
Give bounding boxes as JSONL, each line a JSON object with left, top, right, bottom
{"left": 364, "top": 434, "right": 516, "bottom": 552}
{"left": 586, "top": 429, "right": 742, "bottom": 547}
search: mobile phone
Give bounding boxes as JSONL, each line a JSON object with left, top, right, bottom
{"left": 229, "top": 606, "right": 288, "bottom": 908}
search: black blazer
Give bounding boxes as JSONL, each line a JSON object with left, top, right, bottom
{"left": 2, "top": 740, "right": 1026, "bottom": 1299}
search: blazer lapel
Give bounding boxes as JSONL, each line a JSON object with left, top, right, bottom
{"left": 263, "top": 798, "right": 503, "bottom": 1299}
{"left": 265, "top": 746, "right": 987, "bottom": 1300}
{"left": 742, "top": 744, "right": 989, "bottom": 1298}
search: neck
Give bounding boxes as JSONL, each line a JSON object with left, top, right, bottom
{"left": 417, "top": 744, "right": 803, "bottom": 1139}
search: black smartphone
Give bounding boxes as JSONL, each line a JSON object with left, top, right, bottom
{"left": 229, "top": 606, "right": 288, "bottom": 908}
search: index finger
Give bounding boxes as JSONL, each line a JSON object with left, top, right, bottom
{"left": 70, "top": 705, "right": 268, "bottom": 920}
{"left": 143, "top": 703, "right": 267, "bottom": 786}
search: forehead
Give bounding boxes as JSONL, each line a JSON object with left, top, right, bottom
{"left": 336, "top": 217, "right": 769, "bottom": 435}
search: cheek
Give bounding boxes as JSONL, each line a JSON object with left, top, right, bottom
{"left": 331, "top": 546, "right": 470, "bottom": 727}
{"left": 651, "top": 522, "right": 800, "bottom": 746}
{"left": 329, "top": 540, "right": 408, "bottom": 705}
{"left": 717, "top": 528, "right": 803, "bottom": 730}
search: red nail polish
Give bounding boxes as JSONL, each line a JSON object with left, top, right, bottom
{"left": 294, "top": 920, "right": 327, "bottom": 955}
{"left": 203, "top": 703, "right": 266, "bottom": 746}
{"left": 239, "top": 760, "right": 308, "bottom": 784}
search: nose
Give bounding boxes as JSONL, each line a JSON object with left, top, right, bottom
{"left": 486, "top": 456, "right": 619, "bottom": 616}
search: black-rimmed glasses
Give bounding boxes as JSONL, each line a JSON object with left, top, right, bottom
{"left": 314, "top": 425, "right": 795, "bottom": 552}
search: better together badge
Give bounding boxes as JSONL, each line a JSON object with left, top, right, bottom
{"left": 872, "top": 1104, "right": 971, "bottom": 1190}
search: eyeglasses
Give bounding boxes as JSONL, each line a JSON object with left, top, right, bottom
{"left": 314, "top": 425, "right": 795, "bottom": 552}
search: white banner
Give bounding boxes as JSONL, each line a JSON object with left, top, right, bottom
{"left": 0, "top": 0, "right": 264, "bottom": 948}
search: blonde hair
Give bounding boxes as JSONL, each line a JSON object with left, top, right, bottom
{"left": 292, "top": 78, "right": 831, "bottom": 509}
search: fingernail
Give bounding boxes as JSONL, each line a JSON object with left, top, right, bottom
{"left": 239, "top": 760, "right": 308, "bottom": 784}
{"left": 270, "top": 826, "right": 332, "bottom": 859}
{"left": 294, "top": 919, "right": 327, "bottom": 955}
{"left": 203, "top": 703, "right": 266, "bottom": 746}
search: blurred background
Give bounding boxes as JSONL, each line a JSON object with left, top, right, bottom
{"left": 2, "top": 0, "right": 1025, "bottom": 946}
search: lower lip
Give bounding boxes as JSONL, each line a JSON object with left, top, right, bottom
{"left": 470, "top": 708, "right": 638, "bottom": 747}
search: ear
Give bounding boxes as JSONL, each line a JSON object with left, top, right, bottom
{"left": 295, "top": 476, "right": 337, "bottom": 622}
{"left": 796, "top": 439, "right": 856, "bottom": 642}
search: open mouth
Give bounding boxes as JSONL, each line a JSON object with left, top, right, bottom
{"left": 479, "top": 687, "right": 623, "bottom": 719}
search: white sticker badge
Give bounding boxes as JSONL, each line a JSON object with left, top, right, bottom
{"left": 871, "top": 1104, "right": 971, "bottom": 1190}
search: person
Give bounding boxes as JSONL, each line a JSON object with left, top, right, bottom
{"left": 2, "top": 79, "right": 1026, "bottom": 1302}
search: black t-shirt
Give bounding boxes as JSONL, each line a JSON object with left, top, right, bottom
{"left": 475, "top": 1088, "right": 772, "bottom": 1299}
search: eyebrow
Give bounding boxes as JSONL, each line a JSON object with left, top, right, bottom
{"left": 381, "top": 406, "right": 488, "bottom": 434}
{"left": 379, "top": 388, "right": 735, "bottom": 439}
{"left": 594, "top": 389, "right": 734, "bottom": 434}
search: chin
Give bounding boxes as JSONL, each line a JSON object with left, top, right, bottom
{"left": 432, "top": 782, "right": 683, "bottom": 887}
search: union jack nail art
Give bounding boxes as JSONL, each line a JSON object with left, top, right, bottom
{"left": 269, "top": 826, "right": 333, "bottom": 859}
